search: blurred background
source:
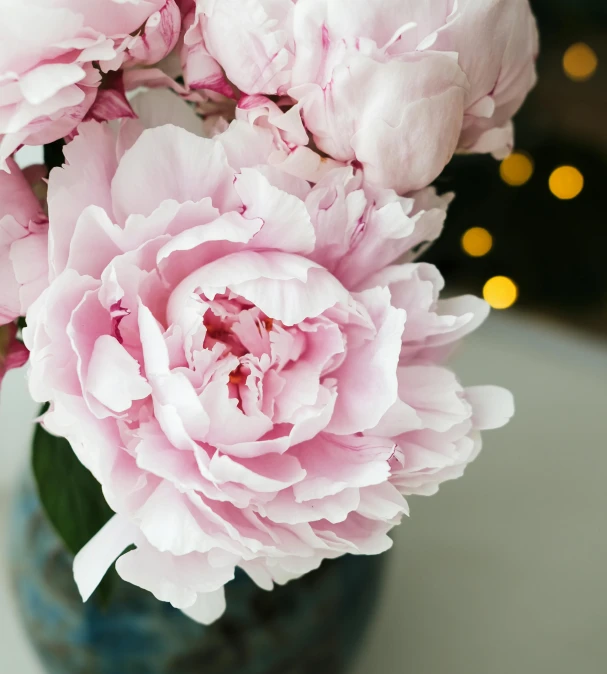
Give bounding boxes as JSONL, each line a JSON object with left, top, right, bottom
{"left": 426, "top": 0, "right": 607, "bottom": 333}
{"left": 1, "top": 1, "right": 606, "bottom": 673}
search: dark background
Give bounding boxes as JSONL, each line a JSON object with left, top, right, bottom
{"left": 426, "top": 0, "right": 607, "bottom": 335}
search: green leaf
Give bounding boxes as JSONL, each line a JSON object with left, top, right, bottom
{"left": 32, "top": 422, "right": 117, "bottom": 605}
{"left": 32, "top": 423, "right": 114, "bottom": 555}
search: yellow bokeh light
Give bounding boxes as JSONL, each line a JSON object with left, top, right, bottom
{"left": 483, "top": 276, "right": 518, "bottom": 310}
{"left": 563, "top": 43, "right": 598, "bottom": 81}
{"left": 549, "top": 166, "right": 584, "bottom": 200}
{"left": 462, "top": 227, "right": 493, "bottom": 257}
{"left": 500, "top": 152, "right": 534, "bottom": 187}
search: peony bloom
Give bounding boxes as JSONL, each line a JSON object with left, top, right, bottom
{"left": 0, "top": 0, "right": 181, "bottom": 169}
{"left": 0, "top": 159, "right": 48, "bottom": 325}
{"left": 181, "top": 0, "right": 537, "bottom": 192}
{"left": 25, "top": 117, "right": 513, "bottom": 625}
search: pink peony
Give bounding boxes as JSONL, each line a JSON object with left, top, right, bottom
{"left": 0, "top": 0, "right": 181, "bottom": 169}
{"left": 24, "top": 116, "right": 513, "bottom": 624}
{"left": 0, "top": 158, "right": 48, "bottom": 325}
{"left": 181, "top": 0, "right": 537, "bottom": 192}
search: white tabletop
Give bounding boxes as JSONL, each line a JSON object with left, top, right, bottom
{"left": 2, "top": 312, "right": 607, "bottom": 674}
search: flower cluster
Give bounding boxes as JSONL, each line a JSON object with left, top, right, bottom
{"left": 0, "top": 0, "right": 535, "bottom": 624}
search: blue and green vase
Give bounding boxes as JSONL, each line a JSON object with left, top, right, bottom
{"left": 9, "top": 478, "right": 385, "bottom": 674}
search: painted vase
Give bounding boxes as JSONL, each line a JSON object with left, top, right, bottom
{"left": 9, "top": 477, "right": 384, "bottom": 674}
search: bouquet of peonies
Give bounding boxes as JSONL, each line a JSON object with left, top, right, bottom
{"left": 0, "top": 0, "right": 536, "bottom": 625}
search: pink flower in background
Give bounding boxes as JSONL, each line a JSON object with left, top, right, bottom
{"left": 0, "top": 0, "right": 181, "bottom": 169}
{"left": 181, "top": 0, "right": 537, "bottom": 192}
{"left": 24, "top": 116, "right": 513, "bottom": 624}
{"left": 0, "top": 323, "right": 29, "bottom": 390}
{"left": 423, "top": 0, "right": 539, "bottom": 158}
{"left": 0, "top": 159, "right": 48, "bottom": 325}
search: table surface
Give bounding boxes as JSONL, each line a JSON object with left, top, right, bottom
{"left": 1, "top": 312, "right": 606, "bottom": 674}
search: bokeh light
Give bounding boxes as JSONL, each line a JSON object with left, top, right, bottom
{"left": 462, "top": 227, "right": 493, "bottom": 257}
{"left": 549, "top": 166, "right": 584, "bottom": 200}
{"left": 563, "top": 43, "right": 598, "bottom": 81}
{"left": 500, "top": 152, "right": 534, "bottom": 186}
{"left": 483, "top": 276, "right": 518, "bottom": 310}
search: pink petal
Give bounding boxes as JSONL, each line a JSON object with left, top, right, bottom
{"left": 111, "top": 125, "right": 238, "bottom": 223}
{"left": 208, "top": 452, "right": 306, "bottom": 493}
{"left": 234, "top": 168, "right": 316, "bottom": 255}
{"left": 73, "top": 515, "right": 137, "bottom": 602}
{"left": 398, "top": 365, "right": 471, "bottom": 433}
{"left": 116, "top": 537, "right": 233, "bottom": 623}
{"left": 124, "top": 0, "right": 182, "bottom": 66}
{"left": 168, "top": 251, "right": 349, "bottom": 327}
{"left": 86, "top": 335, "right": 151, "bottom": 413}
{"left": 328, "top": 287, "right": 405, "bottom": 434}
{"left": 466, "top": 385, "right": 515, "bottom": 430}
{"left": 48, "top": 122, "right": 119, "bottom": 278}
{"left": 292, "top": 433, "right": 395, "bottom": 502}
{"left": 0, "top": 158, "right": 43, "bottom": 223}
{"left": 180, "top": 589, "right": 227, "bottom": 624}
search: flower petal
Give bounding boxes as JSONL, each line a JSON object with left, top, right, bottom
{"left": 73, "top": 514, "right": 137, "bottom": 602}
